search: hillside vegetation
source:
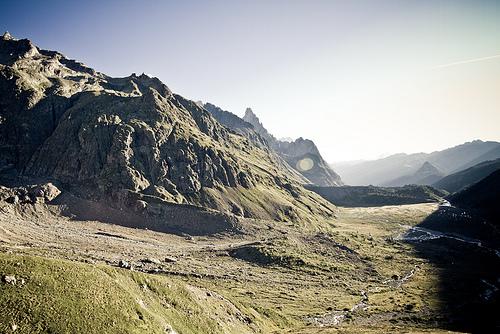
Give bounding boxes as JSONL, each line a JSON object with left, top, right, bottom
{"left": 2, "top": 197, "right": 477, "bottom": 333}
{"left": 306, "top": 185, "right": 447, "bottom": 207}
{"left": 0, "top": 253, "right": 267, "bottom": 334}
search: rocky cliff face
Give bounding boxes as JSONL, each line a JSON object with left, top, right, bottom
{"left": 0, "top": 33, "right": 336, "bottom": 226}
{"left": 241, "top": 108, "right": 343, "bottom": 186}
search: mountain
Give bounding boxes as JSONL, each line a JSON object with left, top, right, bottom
{"left": 451, "top": 145, "right": 500, "bottom": 172}
{"left": 333, "top": 140, "right": 500, "bottom": 186}
{"left": 383, "top": 161, "right": 444, "bottom": 186}
{"left": 0, "top": 33, "right": 336, "bottom": 228}
{"left": 433, "top": 158, "right": 500, "bottom": 193}
{"left": 427, "top": 140, "right": 500, "bottom": 172}
{"left": 241, "top": 108, "right": 343, "bottom": 186}
{"left": 203, "top": 104, "right": 343, "bottom": 187}
{"left": 448, "top": 169, "right": 500, "bottom": 223}
{"left": 242, "top": 107, "right": 275, "bottom": 144}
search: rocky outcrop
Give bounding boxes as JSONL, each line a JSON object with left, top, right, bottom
{"left": 0, "top": 183, "right": 61, "bottom": 204}
{"left": 0, "top": 33, "right": 336, "bottom": 225}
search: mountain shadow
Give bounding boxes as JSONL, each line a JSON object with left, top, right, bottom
{"left": 403, "top": 205, "right": 500, "bottom": 332}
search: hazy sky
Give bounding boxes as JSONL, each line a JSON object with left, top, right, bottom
{"left": 2, "top": 0, "right": 499, "bottom": 161}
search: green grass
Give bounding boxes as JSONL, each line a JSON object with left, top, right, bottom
{"left": 0, "top": 253, "right": 264, "bottom": 334}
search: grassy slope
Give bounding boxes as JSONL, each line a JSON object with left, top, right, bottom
{"left": 196, "top": 204, "right": 461, "bottom": 333}
{"left": 0, "top": 253, "right": 273, "bottom": 334}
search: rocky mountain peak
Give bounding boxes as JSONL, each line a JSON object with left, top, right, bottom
{"left": 0, "top": 33, "right": 39, "bottom": 64}
{"left": 244, "top": 107, "right": 256, "bottom": 119}
{"left": 242, "top": 107, "right": 277, "bottom": 143}
{"left": 118, "top": 72, "right": 172, "bottom": 97}
{"left": 243, "top": 108, "right": 266, "bottom": 132}
{"left": 279, "top": 137, "right": 321, "bottom": 157}
{"left": 2, "top": 31, "right": 13, "bottom": 40}
{"left": 417, "top": 161, "right": 442, "bottom": 175}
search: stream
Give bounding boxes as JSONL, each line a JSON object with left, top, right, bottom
{"left": 397, "top": 224, "right": 500, "bottom": 259}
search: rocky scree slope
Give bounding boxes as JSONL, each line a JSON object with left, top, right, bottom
{"left": 204, "top": 104, "right": 342, "bottom": 187}
{"left": 0, "top": 33, "right": 336, "bottom": 228}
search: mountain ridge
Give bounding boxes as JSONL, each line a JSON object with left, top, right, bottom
{"left": 433, "top": 158, "right": 500, "bottom": 193}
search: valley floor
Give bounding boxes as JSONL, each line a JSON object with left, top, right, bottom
{"left": 1, "top": 200, "right": 498, "bottom": 333}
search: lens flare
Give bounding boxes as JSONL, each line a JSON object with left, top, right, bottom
{"left": 296, "top": 158, "right": 314, "bottom": 171}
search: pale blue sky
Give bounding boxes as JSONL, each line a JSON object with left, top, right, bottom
{"left": 2, "top": 0, "right": 500, "bottom": 161}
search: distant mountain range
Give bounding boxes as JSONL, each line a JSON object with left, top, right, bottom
{"left": 333, "top": 140, "right": 500, "bottom": 186}
{"left": 204, "top": 104, "right": 343, "bottom": 187}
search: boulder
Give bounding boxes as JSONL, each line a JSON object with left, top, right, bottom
{"left": 141, "top": 258, "right": 161, "bottom": 265}
{"left": 2, "top": 275, "right": 16, "bottom": 285}
{"left": 164, "top": 256, "right": 178, "bottom": 263}
{"left": 30, "top": 183, "right": 61, "bottom": 202}
{"left": 118, "top": 260, "right": 132, "bottom": 270}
